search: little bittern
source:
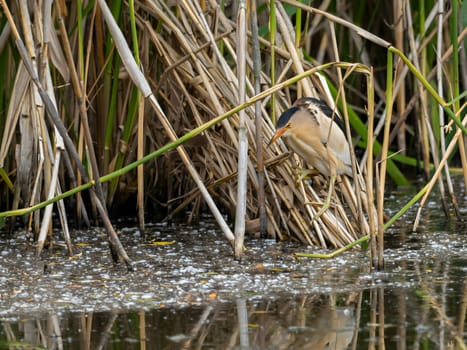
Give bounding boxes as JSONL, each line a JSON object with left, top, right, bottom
{"left": 269, "top": 97, "right": 352, "bottom": 219}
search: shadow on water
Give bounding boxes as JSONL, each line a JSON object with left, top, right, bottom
{"left": 0, "top": 186, "right": 466, "bottom": 349}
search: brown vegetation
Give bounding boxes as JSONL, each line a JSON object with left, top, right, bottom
{"left": 0, "top": 1, "right": 464, "bottom": 264}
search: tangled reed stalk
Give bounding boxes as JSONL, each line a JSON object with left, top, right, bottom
{"left": 0, "top": 1, "right": 464, "bottom": 263}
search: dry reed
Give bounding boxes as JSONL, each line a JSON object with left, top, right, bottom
{"left": 0, "top": 1, "right": 464, "bottom": 262}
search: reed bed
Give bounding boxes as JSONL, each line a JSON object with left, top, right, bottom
{"left": 0, "top": 1, "right": 464, "bottom": 264}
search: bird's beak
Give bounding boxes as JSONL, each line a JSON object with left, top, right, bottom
{"left": 268, "top": 127, "right": 286, "bottom": 147}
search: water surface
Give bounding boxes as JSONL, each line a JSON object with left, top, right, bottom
{"left": 0, "top": 187, "right": 465, "bottom": 349}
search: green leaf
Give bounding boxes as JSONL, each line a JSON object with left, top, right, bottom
{"left": 462, "top": 0, "right": 467, "bottom": 56}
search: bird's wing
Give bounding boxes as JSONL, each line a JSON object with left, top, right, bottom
{"left": 321, "top": 117, "right": 352, "bottom": 168}
{"left": 299, "top": 107, "right": 321, "bottom": 128}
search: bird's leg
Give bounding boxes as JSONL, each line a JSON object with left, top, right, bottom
{"left": 307, "top": 174, "right": 336, "bottom": 221}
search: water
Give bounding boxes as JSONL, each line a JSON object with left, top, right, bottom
{"left": 0, "top": 190, "right": 465, "bottom": 349}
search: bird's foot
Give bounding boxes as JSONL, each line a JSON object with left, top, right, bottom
{"left": 304, "top": 200, "right": 331, "bottom": 221}
{"left": 312, "top": 201, "right": 331, "bottom": 221}
{"left": 294, "top": 168, "right": 319, "bottom": 185}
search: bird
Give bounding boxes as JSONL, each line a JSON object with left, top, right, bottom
{"left": 268, "top": 97, "right": 353, "bottom": 220}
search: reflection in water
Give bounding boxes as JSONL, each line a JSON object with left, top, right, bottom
{"left": 0, "top": 294, "right": 357, "bottom": 349}
{"left": 1, "top": 284, "right": 465, "bottom": 349}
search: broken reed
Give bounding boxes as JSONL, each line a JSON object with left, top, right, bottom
{"left": 0, "top": 1, "right": 464, "bottom": 258}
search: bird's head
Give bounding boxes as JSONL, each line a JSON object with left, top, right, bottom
{"left": 268, "top": 106, "right": 300, "bottom": 147}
